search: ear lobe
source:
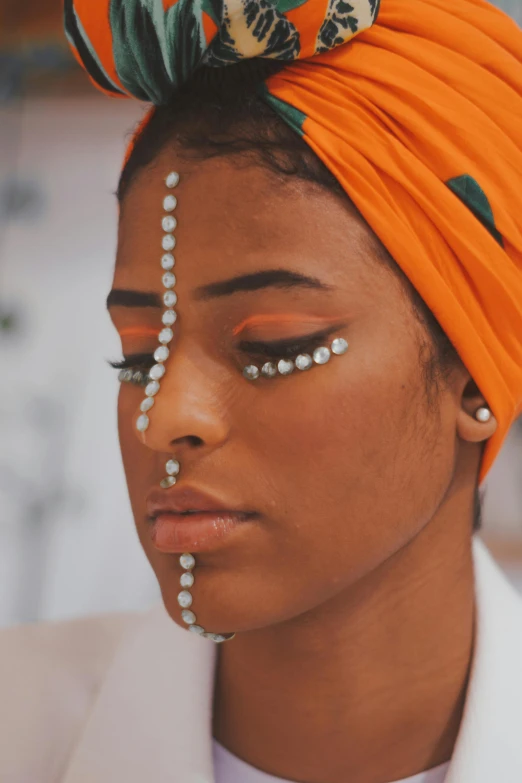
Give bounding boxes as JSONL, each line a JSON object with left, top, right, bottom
{"left": 457, "top": 378, "right": 497, "bottom": 443}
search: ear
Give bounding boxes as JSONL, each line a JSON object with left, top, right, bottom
{"left": 456, "top": 376, "right": 498, "bottom": 444}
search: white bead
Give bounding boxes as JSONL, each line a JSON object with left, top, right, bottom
{"left": 162, "top": 272, "right": 176, "bottom": 288}
{"left": 295, "top": 354, "right": 313, "bottom": 371}
{"left": 136, "top": 414, "right": 149, "bottom": 432}
{"left": 243, "top": 365, "right": 259, "bottom": 380}
{"left": 162, "top": 215, "right": 177, "bottom": 232}
{"left": 203, "top": 632, "right": 230, "bottom": 643}
{"left": 181, "top": 609, "right": 196, "bottom": 625}
{"left": 163, "top": 195, "right": 177, "bottom": 211}
{"left": 162, "top": 310, "right": 177, "bottom": 326}
{"left": 331, "top": 337, "right": 348, "bottom": 355}
{"left": 180, "top": 553, "right": 195, "bottom": 570}
{"left": 149, "top": 363, "right": 166, "bottom": 380}
{"left": 161, "top": 253, "right": 175, "bottom": 270}
{"left": 166, "top": 459, "right": 180, "bottom": 475}
{"left": 164, "top": 291, "right": 177, "bottom": 307}
{"left": 160, "top": 476, "right": 176, "bottom": 488}
{"left": 313, "top": 346, "right": 331, "bottom": 365}
{"left": 162, "top": 234, "right": 176, "bottom": 251}
{"left": 278, "top": 359, "right": 294, "bottom": 375}
{"left": 154, "top": 345, "right": 170, "bottom": 362}
{"left": 166, "top": 171, "right": 180, "bottom": 188}
{"left": 140, "top": 397, "right": 155, "bottom": 412}
{"left": 180, "top": 572, "right": 194, "bottom": 588}
{"left": 177, "top": 590, "right": 193, "bottom": 608}
{"left": 145, "top": 380, "right": 160, "bottom": 397}
{"left": 475, "top": 407, "right": 492, "bottom": 422}
{"left": 189, "top": 624, "right": 205, "bottom": 634}
{"left": 261, "top": 362, "right": 277, "bottom": 378}
{"left": 159, "top": 327, "right": 174, "bottom": 344}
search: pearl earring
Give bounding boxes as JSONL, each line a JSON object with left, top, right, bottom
{"left": 475, "top": 407, "right": 492, "bottom": 423}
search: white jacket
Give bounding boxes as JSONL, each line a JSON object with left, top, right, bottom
{"left": 1, "top": 538, "right": 521, "bottom": 783}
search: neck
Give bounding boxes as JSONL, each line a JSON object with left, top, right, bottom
{"left": 213, "top": 497, "right": 476, "bottom": 783}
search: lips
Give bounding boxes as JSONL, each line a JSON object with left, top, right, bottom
{"left": 146, "top": 485, "right": 257, "bottom": 553}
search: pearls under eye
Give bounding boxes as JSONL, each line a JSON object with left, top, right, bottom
{"left": 242, "top": 337, "right": 349, "bottom": 381}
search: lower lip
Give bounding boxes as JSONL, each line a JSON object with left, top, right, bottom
{"left": 150, "top": 512, "right": 253, "bottom": 553}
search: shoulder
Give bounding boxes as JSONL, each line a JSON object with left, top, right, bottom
{"left": 0, "top": 608, "right": 146, "bottom": 782}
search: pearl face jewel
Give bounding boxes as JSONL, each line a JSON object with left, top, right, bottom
{"left": 166, "top": 171, "right": 180, "bottom": 188}
{"left": 162, "top": 215, "right": 177, "bottom": 232}
{"left": 163, "top": 291, "right": 177, "bottom": 307}
{"left": 140, "top": 397, "right": 155, "bottom": 412}
{"left": 178, "top": 590, "right": 193, "bottom": 608}
{"left": 149, "top": 363, "right": 166, "bottom": 380}
{"left": 162, "top": 272, "right": 176, "bottom": 288}
{"left": 162, "top": 234, "right": 176, "bottom": 251}
{"left": 180, "top": 553, "right": 195, "bottom": 570}
{"left": 313, "top": 346, "right": 331, "bottom": 365}
{"left": 136, "top": 414, "right": 149, "bottom": 432}
{"left": 295, "top": 354, "right": 313, "bottom": 371}
{"left": 166, "top": 459, "right": 180, "bottom": 475}
{"left": 161, "top": 253, "right": 175, "bottom": 270}
{"left": 243, "top": 365, "right": 260, "bottom": 380}
{"left": 278, "top": 359, "right": 294, "bottom": 375}
{"left": 162, "top": 310, "right": 177, "bottom": 326}
{"left": 154, "top": 345, "right": 170, "bottom": 362}
{"left": 261, "top": 362, "right": 277, "bottom": 378}
{"left": 163, "top": 194, "right": 177, "bottom": 211}
{"left": 160, "top": 476, "right": 176, "bottom": 488}
{"left": 331, "top": 337, "right": 349, "bottom": 355}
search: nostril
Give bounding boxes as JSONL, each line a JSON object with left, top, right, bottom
{"left": 172, "top": 435, "right": 205, "bottom": 448}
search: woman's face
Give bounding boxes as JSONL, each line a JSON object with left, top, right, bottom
{"left": 110, "top": 149, "right": 462, "bottom": 634}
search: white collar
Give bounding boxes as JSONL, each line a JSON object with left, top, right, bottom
{"left": 62, "top": 538, "right": 522, "bottom": 783}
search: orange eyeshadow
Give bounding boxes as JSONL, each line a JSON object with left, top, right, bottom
{"left": 232, "top": 314, "right": 342, "bottom": 337}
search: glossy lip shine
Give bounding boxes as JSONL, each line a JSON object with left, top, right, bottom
{"left": 150, "top": 511, "right": 253, "bottom": 553}
{"left": 146, "top": 486, "right": 257, "bottom": 553}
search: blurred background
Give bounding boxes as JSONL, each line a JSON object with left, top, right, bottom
{"left": 0, "top": 0, "right": 521, "bottom": 628}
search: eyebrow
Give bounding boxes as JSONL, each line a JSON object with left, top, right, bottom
{"left": 194, "top": 269, "right": 331, "bottom": 300}
{"left": 106, "top": 269, "right": 331, "bottom": 310}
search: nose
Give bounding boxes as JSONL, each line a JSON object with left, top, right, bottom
{"left": 137, "top": 346, "right": 230, "bottom": 461}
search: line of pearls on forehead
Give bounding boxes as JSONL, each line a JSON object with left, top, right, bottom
{"left": 136, "top": 170, "right": 235, "bottom": 644}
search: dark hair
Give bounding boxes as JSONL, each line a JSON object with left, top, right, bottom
{"left": 118, "top": 60, "right": 484, "bottom": 532}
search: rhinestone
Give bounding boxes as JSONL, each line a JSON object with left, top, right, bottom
{"left": 177, "top": 590, "right": 193, "bottom": 608}
{"left": 180, "top": 572, "right": 194, "bottom": 588}
{"left": 161, "top": 253, "right": 175, "bottom": 270}
{"left": 119, "top": 369, "right": 133, "bottom": 383}
{"left": 278, "top": 359, "right": 294, "bottom": 376}
{"left": 203, "top": 632, "right": 233, "bottom": 643}
{"left": 160, "top": 476, "right": 177, "bottom": 488}
{"left": 180, "top": 553, "right": 195, "bottom": 570}
{"left": 243, "top": 365, "right": 259, "bottom": 380}
{"left": 162, "top": 272, "right": 176, "bottom": 288}
{"left": 149, "top": 363, "right": 166, "bottom": 380}
{"left": 166, "top": 171, "right": 180, "bottom": 188}
{"left": 132, "top": 370, "right": 145, "bottom": 384}
{"left": 162, "top": 234, "right": 176, "bottom": 252}
{"left": 313, "top": 346, "right": 331, "bottom": 365}
{"left": 163, "top": 291, "right": 177, "bottom": 307}
{"left": 145, "top": 380, "right": 160, "bottom": 397}
{"left": 189, "top": 624, "right": 205, "bottom": 635}
{"left": 163, "top": 195, "right": 177, "bottom": 211}
{"left": 162, "top": 215, "right": 177, "bottom": 232}
{"left": 154, "top": 345, "right": 170, "bottom": 363}
{"left": 181, "top": 609, "right": 196, "bottom": 625}
{"left": 295, "top": 354, "right": 313, "bottom": 371}
{"left": 261, "top": 362, "right": 277, "bottom": 378}
{"left": 331, "top": 337, "right": 349, "bottom": 355}
{"left": 136, "top": 414, "right": 149, "bottom": 432}
{"left": 166, "top": 459, "right": 180, "bottom": 476}
{"left": 159, "top": 327, "right": 174, "bottom": 344}
{"left": 140, "top": 397, "right": 155, "bottom": 412}
{"left": 162, "top": 310, "right": 177, "bottom": 326}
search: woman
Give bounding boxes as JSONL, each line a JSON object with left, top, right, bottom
{"left": 1, "top": 0, "right": 521, "bottom": 781}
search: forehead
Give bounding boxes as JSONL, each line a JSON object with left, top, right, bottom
{"left": 114, "top": 149, "right": 389, "bottom": 295}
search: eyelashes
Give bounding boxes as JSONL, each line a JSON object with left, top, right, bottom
{"left": 109, "top": 328, "right": 344, "bottom": 386}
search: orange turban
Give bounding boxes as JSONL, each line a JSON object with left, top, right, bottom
{"left": 65, "top": 0, "right": 522, "bottom": 483}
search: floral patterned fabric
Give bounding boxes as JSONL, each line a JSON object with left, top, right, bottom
{"left": 64, "top": 0, "right": 522, "bottom": 483}
{"left": 64, "top": 0, "right": 379, "bottom": 102}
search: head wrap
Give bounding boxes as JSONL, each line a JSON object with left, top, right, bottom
{"left": 65, "top": 0, "right": 522, "bottom": 483}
